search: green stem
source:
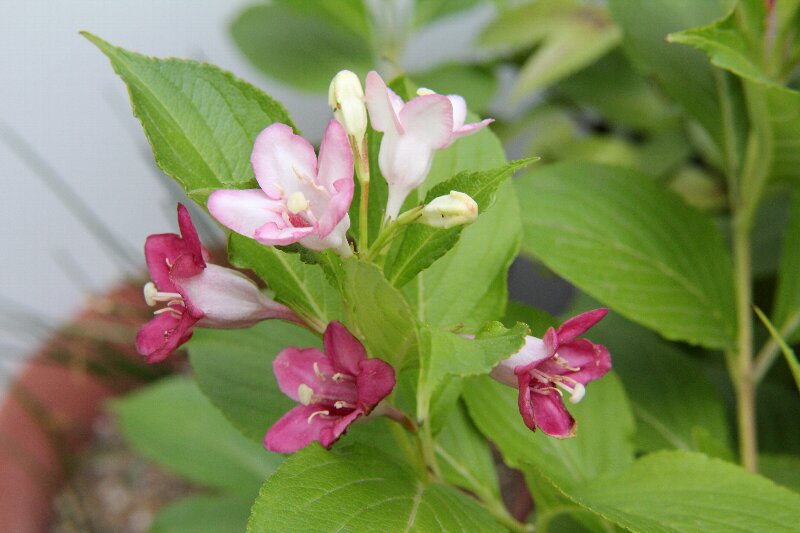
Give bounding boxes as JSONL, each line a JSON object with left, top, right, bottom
{"left": 418, "top": 421, "right": 441, "bottom": 479}
{"left": 754, "top": 310, "right": 800, "bottom": 382}
{"left": 732, "top": 217, "right": 758, "bottom": 472}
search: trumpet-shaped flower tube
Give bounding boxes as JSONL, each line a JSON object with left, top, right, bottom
{"left": 490, "top": 309, "right": 611, "bottom": 438}
{"left": 208, "top": 120, "right": 354, "bottom": 256}
{"left": 136, "top": 204, "right": 299, "bottom": 363}
{"left": 265, "top": 321, "right": 396, "bottom": 453}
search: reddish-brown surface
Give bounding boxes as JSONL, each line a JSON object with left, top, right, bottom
{"left": 0, "top": 283, "right": 171, "bottom": 532}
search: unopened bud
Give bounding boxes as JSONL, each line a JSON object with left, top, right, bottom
{"left": 328, "top": 70, "right": 367, "bottom": 140}
{"left": 419, "top": 191, "right": 478, "bottom": 229}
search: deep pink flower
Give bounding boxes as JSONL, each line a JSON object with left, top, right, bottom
{"left": 490, "top": 309, "right": 611, "bottom": 438}
{"left": 208, "top": 120, "right": 354, "bottom": 256}
{"left": 136, "top": 204, "right": 299, "bottom": 363}
{"left": 265, "top": 321, "right": 396, "bottom": 453}
{"left": 364, "top": 71, "right": 493, "bottom": 220}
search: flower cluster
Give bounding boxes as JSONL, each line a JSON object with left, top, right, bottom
{"left": 133, "top": 70, "right": 611, "bottom": 453}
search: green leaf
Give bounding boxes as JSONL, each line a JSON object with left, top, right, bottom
{"left": 189, "top": 321, "right": 321, "bottom": 442}
{"left": 565, "top": 451, "right": 800, "bottom": 532}
{"left": 607, "top": 0, "right": 735, "bottom": 148}
{"left": 412, "top": 63, "right": 498, "bottom": 112}
{"left": 418, "top": 322, "right": 528, "bottom": 421}
{"left": 773, "top": 192, "right": 800, "bottom": 342}
{"left": 404, "top": 126, "right": 521, "bottom": 330}
{"left": 516, "top": 162, "right": 737, "bottom": 349}
{"left": 436, "top": 401, "right": 501, "bottom": 500}
{"left": 385, "top": 159, "right": 534, "bottom": 287}
{"left": 230, "top": 2, "right": 372, "bottom": 93}
{"left": 82, "top": 32, "right": 292, "bottom": 195}
{"left": 340, "top": 259, "right": 420, "bottom": 369}
{"left": 464, "top": 373, "right": 635, "bottom": 491}
{"left": 228, "top": 234, "right": 343, "bottom": 332}
{"left": 580, "top": 305, "right": 731, "bottom": 453}
{"left": 247, "top": 445, "right": 504, "bottom": 532}
{"left": 503, "top": 301, "right": 558, "bottom": 336}
{"left": 413, "top": 0, "right": 481, "bottom": 28}
{"left": 151, "top": 495, "right": 254, "bottom": 533}
{"left": 754, "top": 306, "right": 800, "bottom": 393}
{"left": 760, "top": 454, "right": 800, "bottom": 492}
{"left": 111, "top": 377, "right": 279, "bottom": 493}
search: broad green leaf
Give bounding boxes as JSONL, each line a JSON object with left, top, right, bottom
{"left": 773, "top": 192, "right": 800, "bottom": 342}
{"left": 760, "top": 454, "right": 800, "bottom": 492}
{"left": 754, "top": 306, "right": 800, "bottom": 393}
{"left": 566, "top": 451, "right": 800, "bottom": 532}
{"left": 418, "top": 322, "right": 527, "bottom": 420}
{"left": 248, "top": 445, "right": 504, "bottom": 532}
{"left": 758, "top": 380, "right": 800, "bottom": 455}
{"left": 340, "top": 259, "right": 420, "bottom": 369}
{"left": 405, "top": 127, "right": 521, "bottom": 330}
{"left": 436, "top": 401, "right": 501, "bottom": 500}
{"left": 82, "top": 32, "right": 292, "bottom": 195}
{"left": 412, "top": 63, "right": 498, "bottom": 112}
{"left": 480, "top": 0, "right": 578, "bottom": 53}
{"left": 464, "top": 373, "right": 635, "bottom": 491}
{"left": 230, "top": 2, "right": 372, "bottom": 93}
{"left": 189, "top": 321, "right": 321, "bottom": 442}
{"left": 413, "top": 0, "right": 481, "bottom": 28}
{"left": 516, "top": 162, "right": 737, "bottom": 349}
{"left": 503, "top": 301, "right": 558, "bottom": 336}
{"left": 111, "top": 377, "right": 279, "bottom": 493}
{"left": 151, "top": 495, "right": 253, "bottom": 533}
{"left": 228, "top": 234, "right": 343, "bottom": 332}
{"left": 384, "top": 159, "right": 533, "bottom": 287}
{"left": 607, "top": 0, "right": 735, "bottom": 148}
{"left": 579, "top": 305, "right": 731, "bottom": 453}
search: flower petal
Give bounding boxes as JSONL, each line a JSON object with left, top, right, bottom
{"left": 316, "top": 178, "right": 354, "bottom": 239}
{"left": 254, "top": 221, "right": 316, "bottom": 246}
{"left": 356, "top": 358, "right": 396, "bottom": 408}
{"left": 323, "top": 321, "right": 366, "bottom": 375}
{"left": 176, "top": 203, "right": 204, "bottom": 261}
{"left": 365, "top": 71, "right": 403, "bottom": 134}
{"left": 208, "top": 189, "right": 284, "bottom": 239}
{"left": 447, "top": 94, "right": 467, "bottom": 131}
{"left": 516, "top": 373, "right": 538, "bottom": 431}
{"left": 264, "top": 404, "right": 338, "bottom": 453}
{"left": 135, "top": 310, "right": 197, "bottom": 363}
{"left": 144, "top": 233, "right": 184, "bottom": 292}
{"left": 272, "top": 347, "right": 334, "bottom": 402}
{"left": 447, "top": 118, "right": 494, "bottom": 147}
{"left": 557, "top": 308, "right": 608, "bottom": 344}
{"left": 530, "top": 389, "right": 576, "bottom": 438}
{"left": 251, "top": 123, "right": 318, "bottom": 199}
{"left": 553, "top": 340, "right": 612, "bottom": 385}
{"left": 492, "top": 336, "right": 549, "bottom": 387}
{"left": 316, "top": 120, "right": 354, "bottom": 192}
{"left": 398, "top": 94, "right": 454, "bottom": 150}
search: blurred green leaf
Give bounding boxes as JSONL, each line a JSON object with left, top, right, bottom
{"left": 516, "top": 162, "right": 737, "bottom": 349}
{"left": 189, "top": 321, "right": 321, "bottom": 442}
{"left": 151, "top": 495, "right": 254, "bottom": 533}
{"left": 83, "top": 32, "right": 292, "bottom": 195}
{"left": 412, "top": 63, "right": 498, "bottom": 111}
{"left": 112, "top": 377, "right": 280, "bottom": 493}
{"left": 754, "top": 306, "right": 800, "bottom": 393}
{"left": 503, "top": 300, "right": 558, "bottom": 336}
{"left": 564, "top": 451, "right": 800, "bottom": 532}
{"left": 248, "top": 444, "right": 505, "bottom": 532}
{"left": 413, "top": 0, "right": 481, "bottom": 28}
{"left": 760, "top": 454, "right": 800, "bottom": 492}
{"left": 772, "top": 188, "right": 800, "bottom": 343}
{"left": 231, "top": 2, "right": 373, "bottom": 92}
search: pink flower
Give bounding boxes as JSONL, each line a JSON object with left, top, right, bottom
{"left": 265, "top": 321, "right": 396, "bottom": 453}
{"left": 136, "top": 204, "right": 299, "bottom": 363}
{"left": 208, "top": 120, "right": 354, "bottom": 256}
{"left": 364, "top": 71, "right": 493, "bottom": 220}
{"left": 490, "top": 309, "right": 611, "bottom": 438}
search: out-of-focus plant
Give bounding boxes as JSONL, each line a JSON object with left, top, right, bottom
{"left": 75, "top": 0, "right": 800, "bottom": 531}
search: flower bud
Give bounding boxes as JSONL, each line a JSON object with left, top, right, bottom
{"left": 328, "top": 70, "right": 367, "bottom": 141}
{"left": 419, "top": 191, "right": 478, "bottom": 229}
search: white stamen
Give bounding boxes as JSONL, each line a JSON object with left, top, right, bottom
{"left": 291, "top": 165, "right": 311, "bottom": 184}
{"left": 331, "top": 372, "right": 353, "bottom": 383}
{"left": 153, "top": 307, "right": 182, "bottom": 317}
{"left": 287, "top": 191, "right": 310, "bottom": 214}
{"left": 307, "top": 410, "right": 330, "bottom": 424}
{"left": 313, "top": 362, "right": 326, "bottom": 380}
{"left": 143, "top": 282, "right": 182, "bottom": 307}
{"left": 334, "top": 400, "right": 355, "bottom": 409}
{"left": 568, "top": 383, "right": 586, "bottom": 404}
{"left": 298, "top": 384, "right": 315, "bottom": 406}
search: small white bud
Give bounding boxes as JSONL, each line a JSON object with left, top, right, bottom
{"left": 419, "top": 191, "right": 479, "bottom": 229}
{"left": 328, "top": 70, "right": 367, "bottom": 140}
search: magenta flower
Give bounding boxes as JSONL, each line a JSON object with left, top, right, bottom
{"left": 265, "top": 321, "right": 396, "bottom": 453}
{"left": 490, "top": 309, "right": 611, "bottom": 438}
{"left": 364, "top": 71, "right": 493, "bottom": 220}
{"left": 136, "top": 204, "right": 299, "bottom": 363}
{"left": 208, "top": 120, "right": 354, "bottom": 256}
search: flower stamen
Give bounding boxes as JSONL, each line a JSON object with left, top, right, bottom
{"left": 307, "top": 410, "right": 330, "bottom": 424}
